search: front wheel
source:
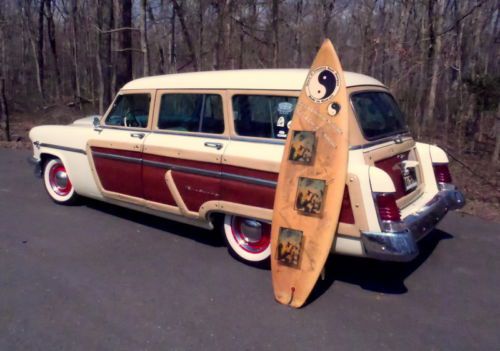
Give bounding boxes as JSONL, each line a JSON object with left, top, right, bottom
{"left": 223, "top": 215, "right": 271, "bottom": 263}
{"left": 43, "top": 158, "right": 78, "bottom": 204}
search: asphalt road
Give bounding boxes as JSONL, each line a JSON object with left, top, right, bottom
{"left": 0, "top": 149, "right": 499, "bottom": 351}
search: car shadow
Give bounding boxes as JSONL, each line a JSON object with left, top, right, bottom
{"left": 83, "top": 198, "right": 226, "bottom": 248}
{"left": 305, "top": 229, "right": 454, "bottom": 306}
{"left": 82, "top": 199, "right": 454, "bottom": 300}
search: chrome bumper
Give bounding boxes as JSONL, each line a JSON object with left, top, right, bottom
{"left": 361, "top": 188, "right": 465, "bottom": 262}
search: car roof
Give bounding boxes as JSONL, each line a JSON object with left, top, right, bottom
{"left": 122, "top": 69, "right": 385, "bottom": 91}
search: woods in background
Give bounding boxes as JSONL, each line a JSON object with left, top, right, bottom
{"left": 0, "top": 0, "right": 498, "bottom": 161}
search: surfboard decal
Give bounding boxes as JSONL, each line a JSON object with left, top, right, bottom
{"left": 276, "top": 227, "right": 304, "bottom": 269}
{"left": 289, "top": 131, "right": 317, "bottom": 164}
{"left": 294, "top": 177, "right": 326, "bottom": 216}
{"left": 305, "top": 66, "right": 340, "bottom": 103}
{"left": 327, "top": 102, "right": 341, "bottom": 116}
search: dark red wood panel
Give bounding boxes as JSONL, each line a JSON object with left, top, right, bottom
{"left": 91, "top": 147, "right": 143, "bottom": 198}
{"left": 375, "top": 151, "right": 411, "bottom": 200}
{"left": 142, "top": 154, "right": 221, "bottom": 211}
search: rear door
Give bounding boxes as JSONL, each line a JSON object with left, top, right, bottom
{"left": 142, "top": 90, "right": 228, "bottom": 214}
{"left": 88, "top": 91, "right": 154, "bottom": 202}
{"left": 349, "top": 87, "right": 423, "bottom": 207}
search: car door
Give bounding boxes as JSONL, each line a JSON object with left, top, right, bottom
{"left": 88, "top": 91, "right": 154, "bottom": 202}
{"left": 141, "top": 90, "right": 228, "bottom": 215}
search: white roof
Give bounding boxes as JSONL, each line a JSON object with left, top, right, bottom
{"left": 122, "top": 69, "right": 385, "bottom": 91}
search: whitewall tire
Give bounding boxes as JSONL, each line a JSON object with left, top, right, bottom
{"left": 43, "top": 158, "right": 78, "bottom": 204}
{"left": 223, "top": 214, "right": 271, "bottom": 262}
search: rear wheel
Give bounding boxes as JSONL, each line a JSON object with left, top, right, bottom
{"left": 223, "top": 214, "right": 271, "bottom": 262}
{"left": 43, "top": 158, "right": 78, "bottom": 204}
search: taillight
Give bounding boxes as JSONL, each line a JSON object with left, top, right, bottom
{"left": 339, "top": 186, "right": 355, "bottom": 224}
{"left": 376, "top": 193, "right": 401, "bottom": 222}
{"left": 433, "top": 163, "right": 452, "bottom": 183}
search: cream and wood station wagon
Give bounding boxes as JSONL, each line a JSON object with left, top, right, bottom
{"left": 28, "top": 69, "right": 465, "bottom": 263}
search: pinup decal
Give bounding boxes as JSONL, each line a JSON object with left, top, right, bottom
{"left": 295, "top": 177, "right": 326, "bottom": 216}
{"left": 289, "top": 131, "right": 316, "bottom": 164}
{"left": 276, "top": 227, "right": 303, "bottom": 269}
{"left": 305, "top": 66, "right": 340, "bottom": 103}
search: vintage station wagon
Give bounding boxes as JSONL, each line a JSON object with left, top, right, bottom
{"left": 29, "top": 69, "right": 465, "bottom": 263}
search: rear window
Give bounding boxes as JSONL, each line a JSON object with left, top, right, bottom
{"left": 351, "top": 92, "right": 408, "bottom": 140}
{"left": 232, "top": 95, "right": 297, "bottom": 139}
{"left": 158, "top": 93, "right": 224, "bottom": 134}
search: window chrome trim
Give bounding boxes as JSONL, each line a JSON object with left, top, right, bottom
{"left": 40, "top": 143, "right": 87, "bottom": 155}
{"left": 152, "top": 130, "right": 228, "bottom": 140}
{"left": 230, "top": 136, "right": 285, "bottom": 145}
{"left": 349, "top": 134, "right": 412, "bottom": 151}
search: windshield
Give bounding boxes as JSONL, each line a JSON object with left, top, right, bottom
{"left": 351, "top": 92, "right": 408, "bottom": 140}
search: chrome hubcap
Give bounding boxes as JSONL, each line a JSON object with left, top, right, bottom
{"left": 231, "top": 217, "right": 270, "bottom": 254}
{"left": 54, "top": 170, "right": 68, "bottom": 189}
{"left": 48, "top": 163, "right": 72, "bottom": 196}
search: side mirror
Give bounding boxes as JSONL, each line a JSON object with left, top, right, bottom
{"left": 93, "top": 116, "right": 102, "bottom": 131}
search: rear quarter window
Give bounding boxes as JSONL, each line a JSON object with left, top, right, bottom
{"left": 351, "top": 91, "right": 408, "bottom": 140}
{"left": 232, "top": 95, "right": 297, "bottom": 139}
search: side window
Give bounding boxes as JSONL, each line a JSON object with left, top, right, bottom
{"left": 105, "top": 93, "right": 151, "bottom": 128}
{"left": 157, "top": 94, "right": 224, "bottom": 134}
{"left": 232, "top": 95, "right": 297, "bottom": 139}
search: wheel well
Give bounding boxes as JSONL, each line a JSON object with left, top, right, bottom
{"left": 40, "top": 153, "right": 57, "bottom": 170}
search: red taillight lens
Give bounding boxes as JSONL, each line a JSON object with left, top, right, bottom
{"left": 433, "top": 164, "right": 452, "bottom": 183}
{"left": 376, "top": 193, "right": 401, "bottom": 221}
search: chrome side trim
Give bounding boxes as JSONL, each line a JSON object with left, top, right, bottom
{"left": 92, "top": 151, "right": 142, "bottom": 165}
{"left": 40, "top": 143, "right": 87, "bottom": 155}
{"left": 143, "top": 159, "right": 219, "bottom": 178}
{"left": 91, "top": 150, "right": 278, "bottom": 188}
{"left": 220, "top": 172, "right": 277, "bottom": 188}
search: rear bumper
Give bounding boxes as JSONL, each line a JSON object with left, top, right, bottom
{"left": 361, "top": 188, "right": 465, "bottom": 262}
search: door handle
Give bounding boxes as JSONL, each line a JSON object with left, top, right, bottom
{"left": 204, "top": 142, "right": 223, "bottom": 150}
{"left": 130, "top": 133, "right": 145, "bottom": 139}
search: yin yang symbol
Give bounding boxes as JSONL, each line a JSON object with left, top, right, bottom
{"left": 305, "top": 66, "right": 340, "bottom": 103}
{"left": 328, "top": 102, "right": 341, "bottom": 116}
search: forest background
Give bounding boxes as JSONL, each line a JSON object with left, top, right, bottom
{"left": 0, "top": 0, "right": 498, "bottom": 220}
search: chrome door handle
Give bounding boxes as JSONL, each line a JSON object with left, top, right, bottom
{"left": 130, "top": 133, "right": 145, "bottom": 139}
{"left": 204, "top": 142, "right": 223, "bottom": 150}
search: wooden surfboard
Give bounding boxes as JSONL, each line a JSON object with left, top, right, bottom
{"left": 270, "top": 39, "right": 349, "bottom": 308}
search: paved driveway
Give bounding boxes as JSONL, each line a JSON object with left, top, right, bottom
{"left": 0, "top": 149, "right": 499, "bottom": 350}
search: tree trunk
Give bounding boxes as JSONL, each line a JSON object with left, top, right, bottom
{"left": 169, "top": 2, "right": 176, "bottom": 73}
{"left": 96, "top": 0, "right": 113, "bottom": 114}
{"left": 115, "top": 0, "right": 132, "bottom": 90}
{"left": 172, "top": 0, "right": 199, "bottom": 71}
{"left": 198, "top": 1, "right": 204, "bottom": 70}
{"left": 140, "top": 0, "right": 150, "bottom": 76}
{"left": 293, "top": 0, "right": 303, "bottom": 67}
{"left": 45, "top": 0, "right": 61, "bottom": 99}
{"left": 422, "top": 0, "right": 445, "bottom": 135}
{"left": 36, "top": 0, "right": 45, "bottom": 100}
{"left": 271, "top": 0, "right": 279, "bottom": 68}
{"left": 71, "top": 0, "right": 82, "bottom": 109}
{"left": 0, "top": 79, "right": 10, "bottom": 141}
